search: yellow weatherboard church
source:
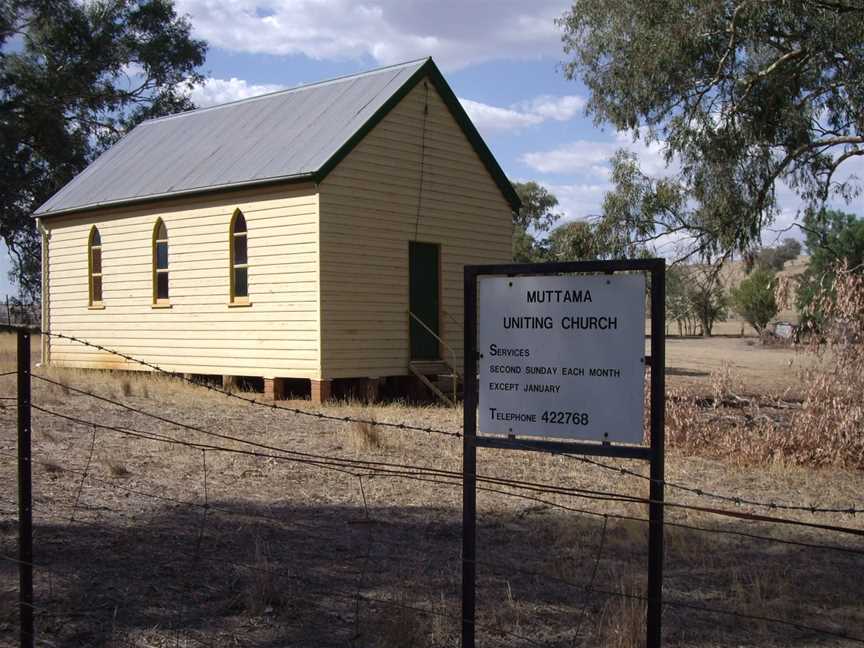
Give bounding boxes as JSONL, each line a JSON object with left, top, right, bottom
{"left": 34, "top": 58, "right": 518, "bottom": 403}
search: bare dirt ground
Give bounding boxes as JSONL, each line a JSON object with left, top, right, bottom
{"left": 663, "top": 331, "right": 811, "bottom": 396}
{"left": 1, "top": 333, "right": 863, "bottom": 647}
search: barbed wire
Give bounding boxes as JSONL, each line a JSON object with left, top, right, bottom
{"left": 4, "top": 436, "right": 864, "bottom": 644}
{"left": 24, "top": 398, "right": 652, "bottom": 507}
{"left": 4, "top": 401, "right": 862, "bottom": 549}
{"left": 0, "top": 449, "right": 467, "bottom": 569}
{"left": 8, "top": 518, "right": 864, "bottom": 648}
{"left": 18, "top": 389, "right": 864, "bottom": 538}
{"left": 9, "top": 444, "right": 863, "bottom": 563}
{"left": 22, "top": 407, "right": 650, "bottom": 516}
{"left": 0, "top": 442, "right": 625, "bottom": 577}
{"left": 26, "top": 402, "right": 863, "bottom": 540}
{"left": 35, "top": 329, "right": 864, "bottom": 515}
{"left": 5, "top": 330, "right": 864, "bottom": 644}
{"left": 5, "top": 417, "right": 864, "bottom": 562}
{"left": 558, "top": 448, "right": 864, "bottom": 515}
{"left": 39, "top": 330, "right": 460, "bottom": 437}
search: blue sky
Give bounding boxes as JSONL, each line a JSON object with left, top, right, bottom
{"left": 7, "top": 0, "right": 861, "bottom": 297}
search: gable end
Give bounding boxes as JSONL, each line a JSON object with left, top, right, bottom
{"left": 315, "top": 58, "right": 521, "bottom": 212}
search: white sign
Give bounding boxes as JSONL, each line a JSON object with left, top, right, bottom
{"left": 478, "top": 274, "right": 646, "bottom": 443}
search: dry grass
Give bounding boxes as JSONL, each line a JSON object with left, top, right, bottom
{"left": 594, "top": 576, "right": 647, "bottom": 648}
{"left": 662, "top": 334, "right": 809, "bottom": 396}
{"left": 0, "top": 372, "right": 861, "bottom": 646}
{"left": 665, "top": 269, "right": 864, "bottom": 471}
{"left": 365, "top": 591, "right": 433, "bottom": 648}
{"left": 788, "top": 269, "right": 864, "bottom": 468}
{"left": 346, "top": 418, "right": 386, "bottom": 452}
{"left": 39, "top": 459, "right": 63, "bottom": 474}
{"left": 104, "top": 457, "right": 130, "bottom": 477}
{"left": 233, "top": 533, "right": 289, "bottom": 615}
{"left": 0, "top": 323, "right": 863, "bottom": 646}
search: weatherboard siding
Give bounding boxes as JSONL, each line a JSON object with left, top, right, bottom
{"left": 44, "top": 184, "right": 323, "bottom": 378}
{"left": 318, "top": 78, "right": 513, "bottom": 378}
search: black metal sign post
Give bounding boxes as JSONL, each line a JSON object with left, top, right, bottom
{"left": 462, "top": 258, "right": 665, "bottom": 648}
{"left": 17, "top": 328, "right": 34, "bottom": 648}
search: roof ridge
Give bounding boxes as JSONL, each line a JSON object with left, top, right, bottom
{"left": 142, "top": 57, "right": 431, "bottom": 126}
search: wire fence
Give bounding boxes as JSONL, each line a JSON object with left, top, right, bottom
{"left": 0, "top": 300, "right": 39, "bottom": 329}
{"left": 1, "top": 329, "right": 863, "bottom": 646}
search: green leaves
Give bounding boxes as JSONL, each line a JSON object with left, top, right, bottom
{"left": 731, "top": 267, "right": 778, "bottom": 334}
{"left": 560, "top": 0, "right": 864, "bottom": 260}
{"left": 511, "top": 181, "right": 563, "bottom": 262}
{"left": 510, "top": 179, "right": 651, "bottom": 263}
{"left": 2, "top": 0, "right": 207, "bottom": 298}
{"left": 512, "top": 181, "right": 563, "bottom": 234}
{"left": 796, "top": 209, "right": 864, "bottom": 330}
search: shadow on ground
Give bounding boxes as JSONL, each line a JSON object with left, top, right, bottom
{"left": 667, "top": 367, "right": 711, "bottom": 378}
{"left": 1, "top": 500, "right": 863, "bottom": 647}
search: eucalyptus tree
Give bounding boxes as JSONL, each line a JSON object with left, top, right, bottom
{"left": 1, "top": 0, "right": 207, "bottom": 297}
{"left": 559, "top": 0, "right": 864, "bottom": 261}
{"left": 511, "top": 181, "right": 563, "bottom": 262}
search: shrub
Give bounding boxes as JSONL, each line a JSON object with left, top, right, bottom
{"left": 730, "top": 268, "right": 778, "bottom": 334}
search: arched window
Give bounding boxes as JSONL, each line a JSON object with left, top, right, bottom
{"left": 230, "top": 210, "right": 248, "bottom": 303}
{"left": 153, "top": 219, "right": 169, "bottom": 305}
{"left": 88, "top": 226, "right": 103, "bottom": 306}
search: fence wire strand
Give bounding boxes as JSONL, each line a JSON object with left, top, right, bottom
{"left": 19, "top": 397, "right": 864, "bottom": 539}
{"left": 35, "top": 329, "right": 864, "bottom": 516}
{"left": 1, "top": 329, "right": 862, "bottom": 645}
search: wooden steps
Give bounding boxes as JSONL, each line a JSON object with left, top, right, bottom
{"left": 408, "top": 359, "right": 461, "bottom": 406}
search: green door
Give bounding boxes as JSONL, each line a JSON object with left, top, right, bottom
{"left": 409, "top": 242, "right": 440, "bottom": 360}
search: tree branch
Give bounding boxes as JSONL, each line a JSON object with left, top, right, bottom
{"left": 744, "top": 48, "right": 808, "bottom": 84}
{"left": 757, "top": 136, "right": 864, "bottom": 211}
{"left": 819, "top": 147, "right": 864, "bottom": 202}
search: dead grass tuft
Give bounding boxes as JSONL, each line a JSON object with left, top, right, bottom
{"left": 346, "top": 418, "right": 385, "bottom": 452}
{"left": 234, "top": 534, "right": 288, "bottom": 615}
{"left": 730, "top": 567, "right": 791, "bottom": 613}
{"left": 595, "top": 576, "right": 646, "bottom": 648}
{"left": 40, "top": 460, "right": 63, "bottom": 474}
{"left": 366, "top": 592, "right": 431, "bottom": 648}
{"left": 787, "top": 268, "right": 864, "bottom": 468}
{"left": 710, "top": 361, "right": 743, "bottom": 407}
{"left": 104, "top": 458, "right": 130, "bottom": 477}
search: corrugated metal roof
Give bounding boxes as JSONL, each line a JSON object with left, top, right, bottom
{"left": 35, "top": 58, "right": 430, "bottom": 216}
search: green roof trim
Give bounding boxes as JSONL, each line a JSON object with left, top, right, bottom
{"left": 35, "top": 57, "right": 520, "bottom": 217}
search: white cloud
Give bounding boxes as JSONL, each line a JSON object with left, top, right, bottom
{"left": 459, "top": 98, "right": 545, "bottom": 132}
{"left": 515, "top": 95, "right": 585, "bottom": 121}
{"left": 459, "top": 94, "right": 584, "bottom": 135}
{"left": 522, "top": 141, "right": 617, "bottom": 175}
{"left": 188, "top": 77, "right": 286, "bottom": 107}
{"left": 612, "top": 130, "right": 671, "bottom": 176}
{"left": 520, "top": 130, "right": 671, "bottom": 178}
{"left": 541, "top": 182, "right": 610, "bottom": 222}
{"left": 175, "top": 0, "right": 569, "bottom": 70}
